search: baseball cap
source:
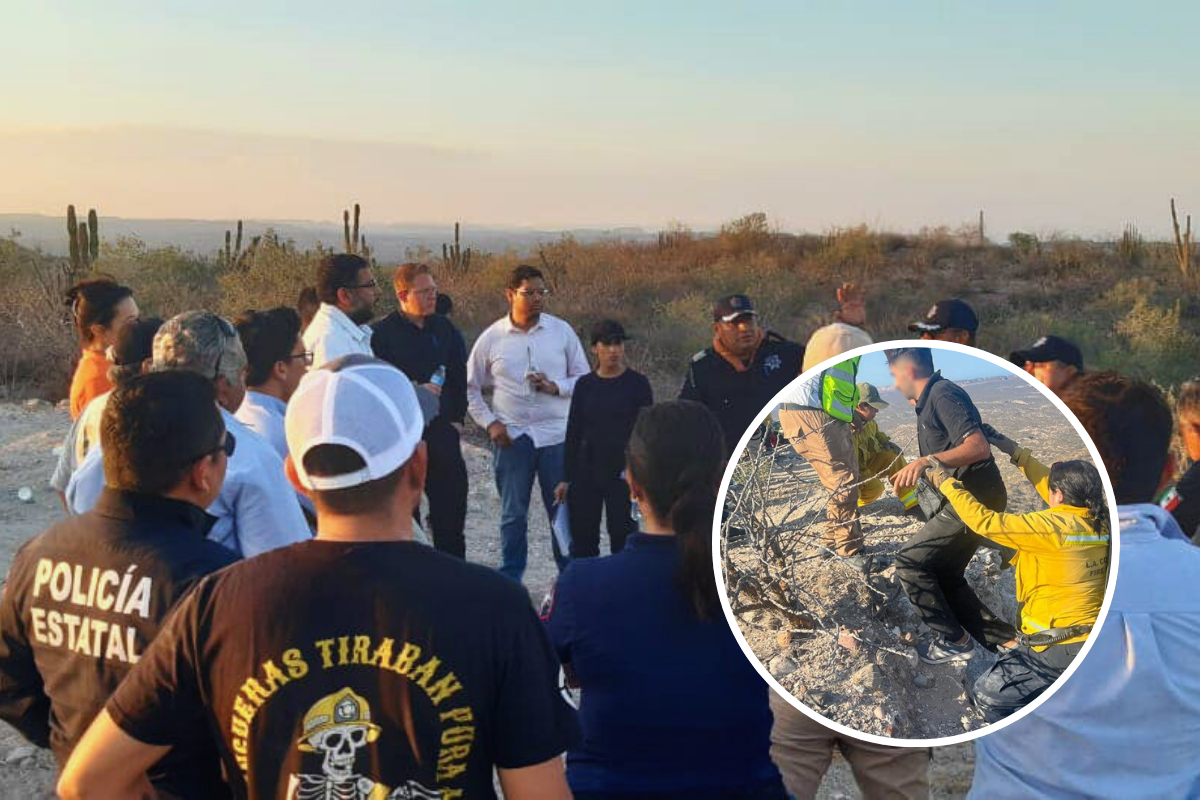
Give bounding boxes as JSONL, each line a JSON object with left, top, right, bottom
{"left": 908, "top": 299, "right": 979, "bottom": 335}
{"left": 590, "top": 319, "right": 633, "bottom": 346}
{"left": 802, "top": 322, "right": 874, "bottom": 373}
{"left": 713, "top": 294, "right": 756, "bottom": 322}
{"left": 857, "top": 382, "right": 890, "bottom": 410}
{"left": 285, "top": 355, "right": 432, "bottom": 491}
{"left": 1010, "top": 335, "right": 1083, "bottom": 370}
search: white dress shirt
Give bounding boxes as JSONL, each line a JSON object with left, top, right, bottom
{"left": 66, "top": 409, "right": 311, "bottom": 558}
{"left": 467, "top": 313, "right": 590, "bottom": 448}
{"left": 303, "top": 303, "right": 374, "bottom": 369}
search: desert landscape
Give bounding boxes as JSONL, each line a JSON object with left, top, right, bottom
{"left": 723, "top": 372, "right": 1093, "bottom": 741}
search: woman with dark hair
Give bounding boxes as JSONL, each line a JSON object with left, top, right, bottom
{"left": 65, "top": 277, "right": 138, "bottom": 418}
{"left": 924, "top": 422, "right": 1110, "bottom": 723}
{"left": 542, "top": 400, "right": 785, "bottom": 798}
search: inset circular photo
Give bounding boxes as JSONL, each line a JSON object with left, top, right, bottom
{"left": 715, "top": 340, "right": 1119, "bottom": 745}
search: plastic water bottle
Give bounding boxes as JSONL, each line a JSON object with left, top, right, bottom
{"left": 431, "top": 365, "right": 447, "bottom": 387}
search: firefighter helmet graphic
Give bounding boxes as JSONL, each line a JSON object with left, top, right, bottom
{"left": 287, "top": 688, "right": 439, "bottom": 800}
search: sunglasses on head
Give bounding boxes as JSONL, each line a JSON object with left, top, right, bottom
{"left": 182, "top": 430, "right": 236, "bottom": 466}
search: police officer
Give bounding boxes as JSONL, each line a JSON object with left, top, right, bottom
{"left": 0, "top": 371, "right": 237, "bottom": 797}
{"left": 371, "top": 262, "right": 470, "bottom": 558}
{"left": 680, "top": 294, "right": 804, "bottom": 458}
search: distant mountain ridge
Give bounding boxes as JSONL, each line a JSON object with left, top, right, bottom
{"left": 0, "top": 213, "right": 656, "bottom": 261}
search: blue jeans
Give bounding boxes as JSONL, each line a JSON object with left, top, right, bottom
{"left": 493, "top": 435, "right": 567, "bottom": 582}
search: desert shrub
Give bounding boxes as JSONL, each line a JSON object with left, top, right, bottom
{"left": 218, "top": 231, "right": 326, "bottom": 318}
{"left": 100, "top": 236, "right": 220, "bottom": 318}
{"left": 1117, "top": 223, "right": 1146, "bottom": 269}
{"left": 1110, "top": 297, "right": 1200, "bottom": 387}
{"left": 1008, "top": 232, "right": 1041, "bottom": 262}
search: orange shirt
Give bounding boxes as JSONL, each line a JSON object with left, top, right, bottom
{"left": 69, "top": 348, "right": 112, "bottom": 419}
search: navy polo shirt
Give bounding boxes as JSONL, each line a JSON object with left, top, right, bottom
{"left": 543, "top": 533, "right": 780, "bottom": 795}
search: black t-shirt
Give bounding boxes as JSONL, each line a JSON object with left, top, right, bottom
{"left": 0, "top": 489, "right": 236, "bottom": 798}
{"left": 371, "top": 312, "right": 469, "bottom": 425}
{"left": 107, "top": 539, "right": 579, "bottom": 799}
{"left": 564, "top": 369, "right": 654, "bottom": 483}
{"left": 679, "top": 332, "right": 804, "bottom": 458}
{"left": 914, "top": 372, "right": 1004, "bottom": 498}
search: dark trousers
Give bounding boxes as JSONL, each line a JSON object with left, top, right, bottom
{"left": 568, "top": 474, "right": 634, "bottom": 558}
{"left": 421, "top": 421, "right": 468, "bottom": 559}
{"left": 971, "top": 640, "right": 1083, "bottom": 723}
{"left": 895, "top": 481, "right": 1018, "bottom": 651}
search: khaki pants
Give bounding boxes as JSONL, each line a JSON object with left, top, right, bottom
{"left": 779, "top": 407, "right": 862, "bottom": 556}
{"left": 858, "top": 450, "right": 916, "bottom": 509}
{"left": 769, "top": 693, "right": 931, "bottom": 800}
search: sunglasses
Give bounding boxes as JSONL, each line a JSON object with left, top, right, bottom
{"left": 516, "top": 288, "right": 551, "bottom": 297}
{"left": 182, "top": 430, "right": 236, "bottom": 466}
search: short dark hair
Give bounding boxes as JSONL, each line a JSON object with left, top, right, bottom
{"left": 508, "top": 264, "right": 544, "bottom": 290}
{"left": 302, "top": 443, "right": 407, "bottom": 515}
{"left": 235, "top": 307, "right": 302, "bottom": 387}
{"left": 435, "top": 292, "right": 453, "bottom": 316}
{"left": 108, "top": 317, "right": 163, "bottom": 387}
{"left": 885, "top": 347, "right": 935, "bottom": 378}
{"left": 316, "top": 254, "right": 370, "bottom": 305}
{"left": 297, "top": 286, "right": 320, "bottom": 330}
{"left": 101, "top": 371, "right": 224, "bottom": 495}
{"left": 65, "top": 276, "right": 134, "bottom": 345}
{"left": 1058, "top": 371, "right": 1173, "bottom": 504}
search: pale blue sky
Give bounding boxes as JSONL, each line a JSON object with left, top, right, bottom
{"left": 3, "top": 2, "right": 1197, "bottom": 232}
{"left": 857, "top": 349, "right": 1009, "bottom": 389}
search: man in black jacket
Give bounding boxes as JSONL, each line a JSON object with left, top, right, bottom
{"left": 372, "top": 262, "right": 470, "bottom": 557}
{"left": 679, "top": 294, "right": 804, "bottom": 458}
{"left": 0, "top": 371, "right": 237, "bottom": 797}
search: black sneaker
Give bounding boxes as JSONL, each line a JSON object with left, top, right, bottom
{"left": 841, "top": 552, "right": 874, "bottom": 575}
{"left": 916, "top": 635, "right": 975, "bottom": 664}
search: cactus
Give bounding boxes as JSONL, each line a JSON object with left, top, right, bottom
{"left": 441, "top": 221, "right": 472, "bottom": 273}
{"left": 1171, "top": 198, "right": 1193, "bottom": 278}
{"left": 339, "top": 203, "right": 373, "bottom": 262}
{"left": 220, "top": 220, "right": 260, "bottom": 270}
{"left": 66, "top": 205, "right": 99, "bottom": 270}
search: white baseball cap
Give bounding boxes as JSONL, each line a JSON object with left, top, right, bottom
{"left": 286, "top": 355, "right": 433, "bottom": 491}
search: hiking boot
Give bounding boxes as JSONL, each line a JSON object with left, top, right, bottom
{"left": 841, "top": 552, "right": 874, "bottom": 575}
{"left": 917, "top": 634, "right": 975, "bottom": 665}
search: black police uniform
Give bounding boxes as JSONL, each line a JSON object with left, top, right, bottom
{"left": 371, "top": 311, "right": 470, "bottom": 558}
{"left": 0, "top": 489, "right": 236, "bottom": 798}
{"left": 679, "top": 331, "right": 803, "bottom": 458}
{"left": 894, "top": 371, "right": 1018, "bottom": 651}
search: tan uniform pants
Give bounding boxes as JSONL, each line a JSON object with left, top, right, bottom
{"left": 779, "top": 407, "right": 862, "bottom": 556}
{"left": 770, "top": 693, "right": 931, "bottom": 800}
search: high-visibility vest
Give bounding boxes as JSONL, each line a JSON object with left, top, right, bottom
{"left": 821, "top": 356, "right": 860, "bottom": 423}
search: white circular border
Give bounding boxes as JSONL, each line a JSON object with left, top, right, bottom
{"left": 711, "top": 339, "right": 1121, "bottom": 748}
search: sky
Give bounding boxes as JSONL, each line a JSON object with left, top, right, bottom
{"left": 3, "top": 1, "right": 1198, "bottom": 234}
{"left": 857, "top": 349, "right": 1010, "bottom": 390}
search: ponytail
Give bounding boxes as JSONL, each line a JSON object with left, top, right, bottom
{"left": 626, "top": 401, "right": 726, "bottom": 620}
{"left": 64, "top": 276, "right": 133, "bottom": 345}
{"left": 1049, "top": 460, "right": 1110, "bottom": 537}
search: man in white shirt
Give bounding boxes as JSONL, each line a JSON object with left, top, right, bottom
{"left": 467, "top": 265, "right": 590, "bottom": 582}
{"left": 66, "top": 311, "right": 311, "bottom": 558}
{"left": 303, "top": 253, "right": 378, "bottom": 368}
{"left": 233, "top": 307, "right": 309, "bottom": 459}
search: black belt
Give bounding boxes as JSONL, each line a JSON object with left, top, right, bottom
{"left": 1018, "top": 625, "right": 1092, "bottom": 648}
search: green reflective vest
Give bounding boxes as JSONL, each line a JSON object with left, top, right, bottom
{"left": 821, "top": 356, "right": 861, "bottom": 422}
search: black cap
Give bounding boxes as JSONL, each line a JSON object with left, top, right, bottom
{"left": 1010, "top": 335, "right": 1083, "bottom": 370}
{"left": 908, "top": 299, "right": 978, "bottom": 335}
{"left": 713, "top": 294, "right": 756, "bottom": 322}
{"left": 590, "top": 319, "right": 632, "bottom": 346}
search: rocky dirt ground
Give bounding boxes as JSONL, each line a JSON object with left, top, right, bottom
{"left": 0, "top": 401, "right": 985, "bottom": 798}
{"left": 725, "top": 376, "right": 1092, "bottom": 744}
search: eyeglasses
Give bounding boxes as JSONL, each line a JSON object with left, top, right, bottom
{"left": 348, "top": 280, "right": 379, "bottom": 291}
{"left": 516, "top": 288, "right": 551, "bottom": 297}
{"left": 285, "top": 351, "right": 314, "bottom": 367}
{"left": 182, "top": 430, "right": 236, "bottom": 466}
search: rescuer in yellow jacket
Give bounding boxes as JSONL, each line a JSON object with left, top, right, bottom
{"left": 852, "top": 382, "right": 919, "bottom": 514}
{"left": 924, "top": 422, "right": 1110, "bottom": 723}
